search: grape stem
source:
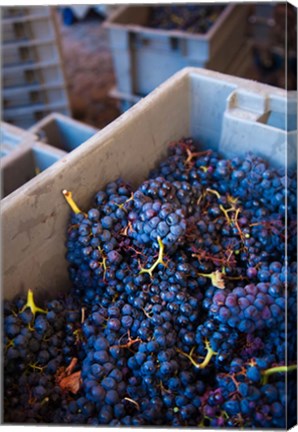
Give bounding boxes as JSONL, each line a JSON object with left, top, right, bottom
{"left": 62, "top": 189, "right": 86, "bottom": 216}
{"left": 177, "top": 340, "right": 217, "bottom": 369}
{"left": 261, "top": 364, "right": 297, "bottom": 384}
{"left": 29, "top": 362, "right": 44, "bottom": 372}
{"left": 20, "top": 289, "right": 47, "bottom": 319}
{"left": 124, "top": 397, "right": 140, "bottom": 410}
{"left": 98, "top": 247, "right": 108, "bottom": 280}
{"left": 139, "top": 237, "right": 166, "bottom": 277}
{"left": 185, "top": 148, "right": 209, "bottom": 166}
{"left": 206, "top": 188, "right": 221, "bottom": 199}
{"left": 219, "top": 205, "right": 232, "bottom": 225}
{"left": 81, "top": 307, "right": 86, "bottom": 324}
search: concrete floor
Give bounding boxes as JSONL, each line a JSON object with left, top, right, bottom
{"left": 55, "top": 9, "right": 121, "bottom": 130}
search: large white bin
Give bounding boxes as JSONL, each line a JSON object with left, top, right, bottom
{"left": 2, "top": 68, "right": 296, "bottom": 302}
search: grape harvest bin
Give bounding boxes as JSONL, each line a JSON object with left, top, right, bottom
{"left": 2, "top": 68, "right": 297, "bottom": 426}
{"left": 104, "top": 4, "right": 251, "bottom": 97}
{"left": 1, "top": 113, "right": 98, "bottom": 198}
{"left": 2, "top": 67, "right": 296, "bottom": 298}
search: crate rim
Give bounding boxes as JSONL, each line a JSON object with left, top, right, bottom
{"left": 104, "top": 3, "right": 236, "bottom": 42}
{"left": 2, "top": 66, "right": 296, "bottom": 211}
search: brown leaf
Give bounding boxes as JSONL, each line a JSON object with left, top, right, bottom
{"left": 59, "top": 371, "right": 82, "bottom": 394}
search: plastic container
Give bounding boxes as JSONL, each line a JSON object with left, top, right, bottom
{"left": 1, "top": 113, "right": 97, "bottom": 198}
{"left": 1, "top": 66, "right": 296, "bottom": 428}
{"left": 3, "top": 61, "right": 66, "bottom": 90}
{"left": 29, "top": 112, "right": 98, "bottom": 152}
{"left": 2, "top": 16, "right": 55, "bottom": 44}
{"left": 1, "top": 121, "right": 36, "bottom": 162}
{"left": 2, "top": 67, "right": 296, "bottom": 301}
{"left": 104, "top": 4, "right": 251, "bottom": 96}
{"left": 2, "top": 6, "right": 71, "bottom": 128}
{"left": 2, "top": 6, "right": 50, "bottom": 19}
{"left": 3, "top": 38, "right": 59, "bottom": 67}
{"left": 109, "top": 41, "right": 253, "bottom": 113}
{"left": 1, "top": 142, "right": 66, "bottom": 199}
{"left": 3, "top": 85, "right": 69, "bottom": 110}
{"left": 3, "top": 101, "right": 71, "bottom": 129}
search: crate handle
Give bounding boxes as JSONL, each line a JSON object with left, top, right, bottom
{"left": 226, "top": 89, "right": 271, "bottom": 122}
{"left": 131, "top": 33, "right": 151, "bottom": 49}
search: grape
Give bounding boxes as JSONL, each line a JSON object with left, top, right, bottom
{"left": 4, "top": 138, "right": 295, "bottom": 427}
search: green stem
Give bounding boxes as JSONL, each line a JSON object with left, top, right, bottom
{"left": 261, "top": 364, "right": 297, "bottom": 384}
{"left": 139, "top": 237, "right": 166, "bottom": 277}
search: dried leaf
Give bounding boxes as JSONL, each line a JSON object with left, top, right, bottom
{"left": 210, "top": 270, "right": 225, "bottom": 289}
{"left": 59, "top": 371, "right": 82, "bottom": 394}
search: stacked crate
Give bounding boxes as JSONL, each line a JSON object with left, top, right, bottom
{"left": 2, "top": 6, "right": 71, "bottom": 129}
{"left": 1, "top": 113, "right": 98, "bottom": 199}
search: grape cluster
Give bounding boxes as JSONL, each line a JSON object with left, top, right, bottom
{"left": 128, "top": 195, "right": 187, "bottom": 250}
{"left": 3, "top": 138, "right": 296, "bottom": 427}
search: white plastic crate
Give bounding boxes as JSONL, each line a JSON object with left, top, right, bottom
{"left": 2, "top": 109, "right": 62, "bottom": 130}
{"left": 2, "top": 16, "right": 56, "bottom": 44}
{"left": 1, "top": 113, "right": 97, "bottom": 197}
{"left": 1, "top": 121, "right": 36, "bottom": 157}
{"left": 3, "top": 101, "right": 71, "bottom": 130}
{"left": 3, "top": 86, "right": 69, "bottom": 110}
{"left": 2, "top": 6, "right": 71, "bottom": 128}
{"left": 105, "top": 4, "right": 251, "bottom": 96}
{"left": 2, "top": 6, "right": 50, "bottom": 19}
{"left": 1, "top": 142, "right": 67, "bottom": 199}
{"left": 110, "top": 40, "right": 254, "bottom": 113}
{"left": 3, "top": 38, "right": 59, "bottom": 66}
{"left": 29, "top": 112, "right": 98, "bottom": 152}
{"left": 3, "top": 61, "right": 65, "bottom": 89}
{"left": 1, "top": 67, "right": 296, "bottom": 300}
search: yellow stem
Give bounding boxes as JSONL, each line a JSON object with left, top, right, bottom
{"left": 62, "top": 189, "right": 85, "bottom": 215}
{"left": 29, "top": 363, "right": 44, "bottom": 372}
{"left": 139, "top": 237, "right": 166, "bottom": 277}
{"left": 200, "top": 166, "right": 208, "bottom": 173}
{"left": 206, "top": 188, "right": 221, "bottom": 199}
{"left": 219, "top": 205, "right": 232, "bottom": 225}
{"left": 177, "top": 340, "right": 217, "bottom": 369}
{"left": 20, "top": 289, "right": 47, "bottom": 318}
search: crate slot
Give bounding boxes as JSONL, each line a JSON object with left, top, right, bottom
{"left": 1, "top": 145, "right": 63, "bottom": 198}
{"left": 2, "top": 17, "right": 55, "bottom": 43}
{"left": 30, "top": 114, "right": 98, "bottom": 152}
{"left": 3, "top": 42, "right": 59, "bottom": 67}
{"left": 2, "top": 6, "right": 50, "bottom": 20}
